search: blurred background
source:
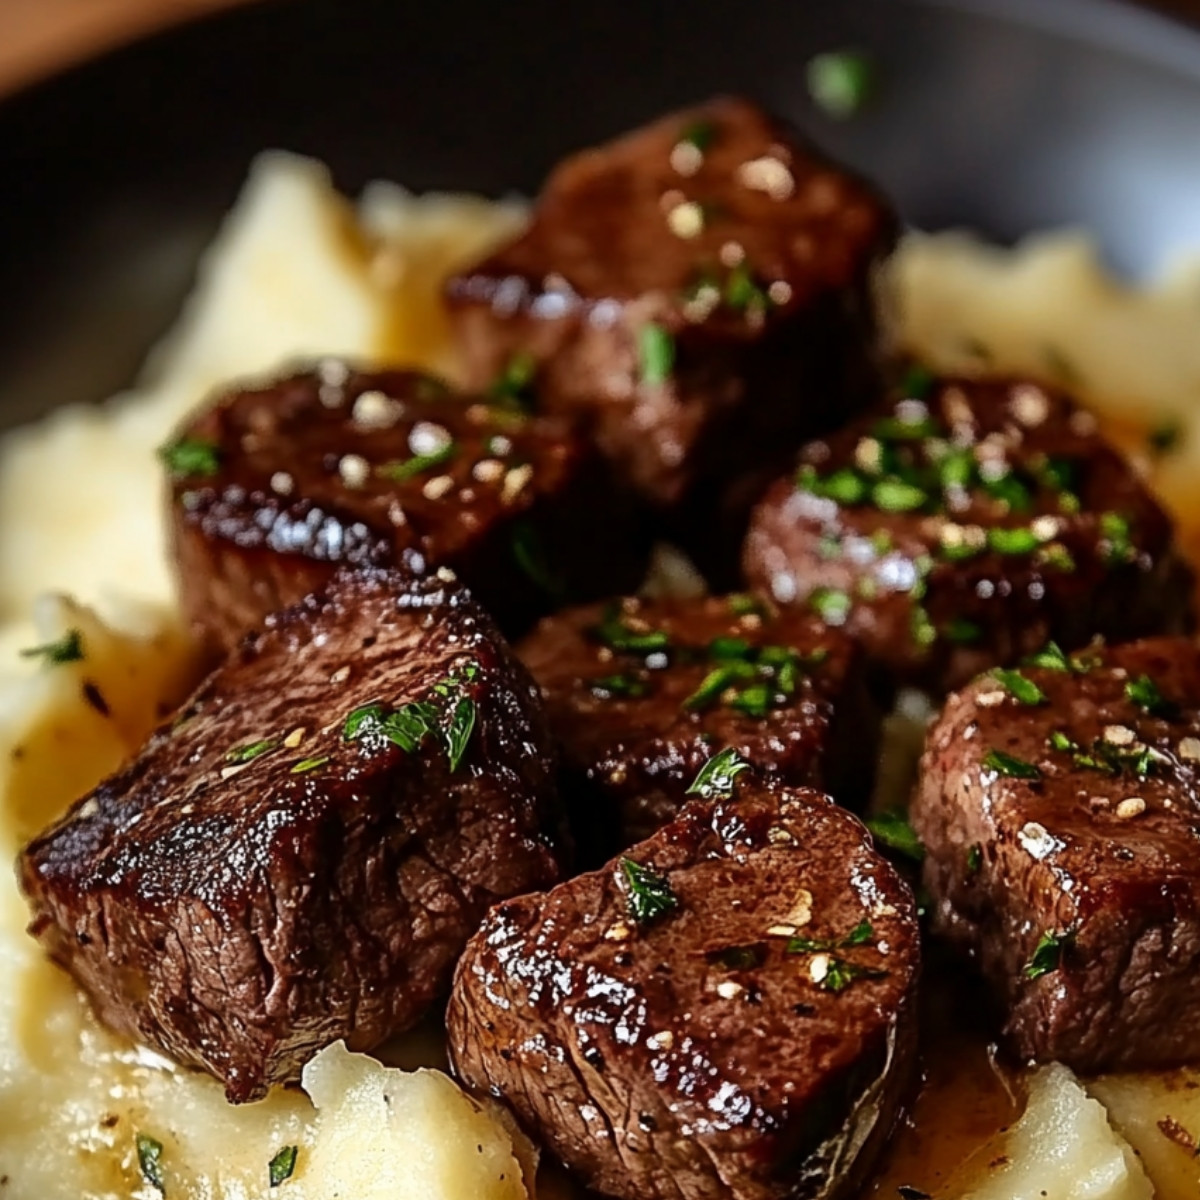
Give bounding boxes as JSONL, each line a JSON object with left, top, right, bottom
{"left": 0, "top": 0, "right": 1198, "bottom": 98}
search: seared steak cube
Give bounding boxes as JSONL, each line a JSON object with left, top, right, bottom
{"left": 20, "top": 568, "right": 564, "bottom": 1103}
{"left": 911, "top": 637, "right": 1200, "bottom": 1072}
{"left": 165, "top": 364, "right": 645, "bottom": 652}
{"left": 743, "top": 371, "right": 1194, "bottom": 692}
{"left": 517, "top": 593, "right": 877, "bottom": 859}
{"left": 448, "top": 763, "right": 920, "bottom": 1200}
{"left": 446, "top": 97, "right": 898, "bottom": 573}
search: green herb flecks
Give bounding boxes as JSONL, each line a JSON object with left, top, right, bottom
{"left": 810, "top": 588, "right": 851, "bottom": 626}
{"left": 639, "top": 323, "right": 676, "bottom": 387}
{"left": 944, "top": 617, "right": 983, "bottom": 645}
{"left": 681, "top": 640, "right": 812, "bottom": 718}
{"left": 724, "top": 261, "right": 772, "bottom": 317}
{"left": 982, "top": 748, "right": 1042, "bottom": 780}
{"left": 989, "top": 669, "right": 1047, "bottom": 707}
{"left": 706, "top": 943, "right": 767, "bottom": 970}
{"left": 865, "top": 811, "right": 925, "bottom": 863}
{"left": 806, "top": 49, "right": 875, "bottom": 119}
{"left": 488, "top": 351, "right": 538, "bottom": 412}
{"left": 685, "top": 747, "right": 750, "bottom": 800}
{"left": 590, "top": 673, "right": 649, "bottom": 699}
{"left": 787, "top": 919, "right": 875, "bottom": 955}
{"left": 377, "top": 441, "right": 457, "bottom": 482}
{"left": 966, "top": 844, "right": 983, "bottom": 876}
{"left": 342, "top": 662, "right": 480, "bottom": 773}
{"left": 19, "top": 628, "right": 83, "bottom": 665}
{"left": 1099, "top": 511, "right": 1135, "bottom": 566}
{"left": 988, "top": 526, "right": 1040, "bottom": 556}
{"left": 290, "top": 755, "right": 331, "bottom": 775}
{"left": 511, "top": 521, "right": 564, "bottom": 599}
{"left": 268, "top": 1145, "right": 298, "bottom": 1188}
{"left": 1024, "top": 928, "right": 1075, "bottom": 980}
{"left": 872, "top": 478, "right": 927, "bottom": 513}
{"left": 225, "top": 738, "right": 278, "bottom": 765}
{"left": 159, "top": 436, "right": 220, "bottom": 478}
{"left": 1049, "top": 729, "right": 1161, "bottom": 781}
{"left": 819, "top": 956, "right": 887, "bottom": 993}
{"left": 588, "top": 605, "right": 672, "bottom": 657}
{"left": 1126, "top": 673, "right": 1177, "bottom": 719}
{"left": 136, "top": 1132, "right": 166, "bottom": 1194}
{"left": 679, "top": 119, "right": 716, "bottom": 152}
{"left": 727, "top": 593, "right": 766, "bottom": 617}
{"left": 619, "top": 857, "right": 679, "bottom": 926}
{"left": 1022, "top": 640, "right": 1095, "bottom": 673}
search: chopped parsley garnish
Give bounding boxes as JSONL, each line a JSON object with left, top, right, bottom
{"left": 639, "top": 323, "right": 676, "bottom": 386}
{"left": 706, "top": 943, "right": 767, "bottom": 970}
{"left": 136, "top": 1132, "right": 165, "bottom": 1193}
{"left": 679, "top": 119, "right": 716, "bottom": 151}
{"left": 589, "top": 605, "right": 671, "bottom": 656}
{"left": 1051, "top": 730, "right": 1161, "bottom": 781}
{"left": 268, "top": 1144, "right": 298, "bottom": 1188}
{"left": 805, "top": 465, "right": 868, "bottom": 505}
{"left": 225, "top": 738, "right": 277, "bottom": 764}
{"left": 377, "top": 442, "right": 457, "bottom": 481}
{"left": 685, "top": 747, "right": 750, "bottom": 800}
{"left": 1022, "top": 640, "right": 1095, "bottom": 673}
{"left": 618, "top": 857, "right": 679, "bottom": 925}
{"left": 988, "top": 526, "right": 1040, "bottom": 556}
{"left": 810, "top": 587, "right": 851, "bottom": 626}
{"left": 989, "top": 669, "right": 1047, "bottom": 706}
{"left": 1024, "top": 928, "right": 1075, "bottom": 980}
{"left": 511, "top": 521, "right": 564, "bottom": 598}
{"left": 724, "top": 261, "right": 772, "bottom": 316}
{"left": 19, "top": 628, "right": 83, "bottom": 665}
{"left": 787, "top": 919, "right": 875, "bottom": 955}
{"left": 709, "top": 636, "right": 753, "bottom": 661}
{"left": 865, "top": 811, "right": 924, "bottom": 863}
{"left": 982, "top": 748, "right": 1041, "bottom": 780}
{"left": 727, "top": 593, "right": 765, "bottom": 617}
{"left": 681, "top": 641, "right": 811, "bottom": 717}
{"left": 729, "top": 682, "right": 771, "bottom": 718}
{"left": 159, "top": 436, "right": 220, "bottom": 478}
{"left": 820, "top": 956, "right": 886, "bottom": 993}
{"left": 342, "top": 663, "right": 480, "bottom": 772}
{"left": 872, "top": 478, "right": 927, "bottom": 513}
{"left": 290, "top": 755, "right": 331, "bottom": 775}
{"left": 1099, "top": 511, "right": 1135, "bottom": 565}
{"left": 683, "top": 664, "right": 752, "bottom": 712}
{"left": 806, "top": 49, "right": 874, "bottom": 118}
{"left": 489, "top": 351, "right": 538, "bottom": 411}
{"left": 590, "top": 673, "right": 649, "bottom": 699}
{"left": 966, "top": 843, "right": 983, "bottom": 876}
{"left": 1126, "top": 673, "right": 1176, "bottom": 719}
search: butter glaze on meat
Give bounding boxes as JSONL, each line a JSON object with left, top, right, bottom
{"left": 912, "top": 636, "right": 1200, "bottom": 1072}
{"left": 167, "top": 364, "right": 646, "bottom": 652}
{"left": 19, "top": 568, "right": 564, "bottom": 1103}
{"left": 447, "top": 96, "right": 898, "bottom": 578}
{"left": 743, "top": 372, "right": 1195, "bottom": 692}
{"left": 448, "top": 777, "right": 920, "bottom": 1200}
{"left": 517, "top": 593, "right": 878, "bottom": 859}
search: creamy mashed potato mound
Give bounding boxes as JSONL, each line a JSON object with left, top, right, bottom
{"left": 0, "top": 152, "right": 1197, "bottom": 1198}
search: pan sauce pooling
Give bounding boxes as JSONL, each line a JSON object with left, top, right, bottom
{"left": 2, "top": 111, "right": 1200, "bottom": 1198}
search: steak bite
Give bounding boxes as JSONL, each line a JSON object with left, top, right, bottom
{"left": 911, "top": 637, "right": 1200, "bottom": 1072}
{"left": 743, "top": 370, "right": 1195, "bottom": 692}
{"left": 165, "top": 363, "right": 645, "bottom": 652}
{"left": 19, "top": 568, "right": 563, "bottom": 1104}
{"left": 447, "top": 759, "right": 920, "bottom": 1200}
{"left": 446, "top": 97, "right": 898, "bottom": 572}
{"left": 517, "top": 593, "right": 877, "bottom": 860}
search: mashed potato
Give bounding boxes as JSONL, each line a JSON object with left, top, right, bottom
{"left": 0, "top": 152, "right": 1197, "bottom": 1199}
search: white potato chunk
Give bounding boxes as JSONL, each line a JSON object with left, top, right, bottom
{"left": 961, "top": 1064, "right": 1152, "bottom": 1200}
{"left": 1090, "top": 1070, "right": 1200, "bottom": 1199}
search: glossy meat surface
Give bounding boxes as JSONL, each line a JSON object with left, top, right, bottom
{"left": 447, "top": 96, "right": 897, "bottom": 576}
{"left": 167, "top": 364, "right": 645, "bottom": 651}
{"left": 743, "top": 372, "right": 1195, "bottom": 691}
{"left": 448, "top": 776, "right": 920, "bottom": 1200}
{"left": 517, "top": 593, "right": 877, "bottom": 859}
{"left": 912, "top": 637, "right": 1200, "bottom": 1071}
{"left": 20, "top": 568, "right": 564, "bottom": 1102}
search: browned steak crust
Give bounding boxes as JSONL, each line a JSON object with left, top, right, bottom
{"left": 166, "top": 364, "right": 646, "bottom": 652}
{"left": 517, "top": 593, "right": 878, "bottom": 859}
{"left": 448, "top": 772, "right": 920, "bottom": 1200}
{"left": 743, "top": 371, "right": 1195, "bottom": 692}
{"left": 446, "top": 96, "right": 898, "bottom": 577}
{"left": 20, "top": 567, "right": 564, "bottom": 1102}
{"left": 911, "top": 636, "right": 1200, "bottom": 1071}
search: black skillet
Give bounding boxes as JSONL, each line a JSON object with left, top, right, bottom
{"left": 1, "top": 0, "right": 1199, "bottom": 435}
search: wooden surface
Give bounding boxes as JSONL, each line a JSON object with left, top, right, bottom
{"left": 0, "top": 0, "right": 1198, "bottom": 99}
